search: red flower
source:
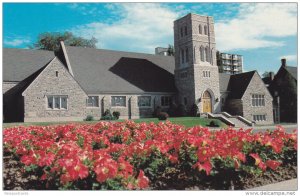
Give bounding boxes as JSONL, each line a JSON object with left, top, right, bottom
{"left": 258, "top": 161, "right": 267, "bottom": 171}
{"left": 250, "top": 153, "right": 262, "bottom": 166}
{"left": 137, "top": 170, "right": 149, "bottom": 189}
{"left": 266, "top": 160, "right": 281, "bottom": 170}
{"left": 193, "top": 161, "right": 212, "bottom": 175}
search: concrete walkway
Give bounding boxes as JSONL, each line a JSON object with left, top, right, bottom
{"left": 247, "top": 179, "right": 298, "bottom": 191}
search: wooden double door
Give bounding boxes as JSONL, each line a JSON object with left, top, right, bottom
{"left": 202, "top": 91, "right": 212, "bottom": 113}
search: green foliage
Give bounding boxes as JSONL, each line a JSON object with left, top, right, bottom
{"left": 153, "top": 106, "right": 162, "bottom": 117}
{"left": 112, "top": 111, "right": 120, "bottom": 119}
{"left": 31, "top": 31, "right": 98, "bottom": 51}
{"left": 167, "top": 44, "right": 174, "bottom": 56}
{"left": 157, "top": 112, "right": 169, "bottom": 120}
{"left": 190, "top": 104, "right": 199, "bottom": 117}
{"left": 101, "top": 109, "right": 117, "bottom": 120}
{"left": 85, "top": 115, "right": 94, "bottom": 121}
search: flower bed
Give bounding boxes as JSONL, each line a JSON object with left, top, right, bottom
{"left": 3, "top": 121, "right": 297, "bottom": 190}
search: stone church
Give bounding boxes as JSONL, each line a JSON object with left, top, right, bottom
{"left": 3, "top": 13, "right": 273, "bottom": 125}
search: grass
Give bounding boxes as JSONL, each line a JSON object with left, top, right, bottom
{"left": 3, "top": 117, "right": 227, "bottom": 129}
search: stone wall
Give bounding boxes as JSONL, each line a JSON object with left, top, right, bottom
{"left": 22, "top": 57, "right": 88, "bottom": 122}
{"left": 242, "top": 72, "right": 274, "bottom": 125}
{"left": 86, "top": 94, "right": 175, "bottom": 120}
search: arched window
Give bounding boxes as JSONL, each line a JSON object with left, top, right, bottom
{"left": 181, "top": 49, "right": 185, "bottom": 64}
{"left": 200, "top": 46, "right": 204, "bottom": 62}
{"left": 199, "top": 24, "right": 202, "bottom": 34}
{"left": 204, "top": 25, "right": 208, "bottom": 35}
{"left": 185, "top": 48, "right": 189, "bottom": 63}
{"left": 205, "top": 47, "right": 210, "bottom": 62}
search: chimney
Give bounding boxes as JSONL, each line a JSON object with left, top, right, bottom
{"left": 269, "top": 72, "right": 274, "bottom": 81}
{"left": 281, "top": 58, "right": 287, "bottom": 67}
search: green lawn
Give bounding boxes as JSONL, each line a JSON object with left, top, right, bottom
{"left": 3, "top": 117, "right": 227, "bottom": 129}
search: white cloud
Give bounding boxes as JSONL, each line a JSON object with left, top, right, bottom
{"left": 215, "top": 3, "right": 297, "bottom": 51}
{"left": 4, "top": 38, "right": 30, "bottom": 47}
{"left": 280, "top": 55, "right": 297, "bottom": 62}
{"left": 71, "top": 3, "right": 179, "bottom": 53}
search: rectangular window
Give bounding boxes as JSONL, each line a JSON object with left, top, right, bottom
{"left": 203, "top": 71, "right": 210, "bottom": 78}
{"left": 87, "top": 96, "right": 99, "bottom": 107}
{"left": 184, "top": 26, "right": 187, "bottom": 35}
{"left": 251, "top": 94, "right": 265, "bottom": 107}
{"left": 161, "top": 96, "right": 172, "bottom": 107}
{"left": 111, "top": 96, "right": 126, "bottom": 107}
{"left": 138, "top": 96, "right": 151, "bottom": 107}
{"left": 47, "top": 96, "right": 68, "bottom": 110}
{"left": 181, "top": 49, "right": 185, "bottom": 64}
{"left": 253, "top": 115, "right": 266, "bottom": 122}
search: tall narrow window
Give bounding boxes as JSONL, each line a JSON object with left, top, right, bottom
{"left": 205, "top": 47, "right": 210, "bottom": 62}
{"left": 55, "top": 71, "right": 59, "bottom": 77}
{"left": 181, "top": 49, "right": 185, "bottom": 64}
{"left": 200, "top": 47, "right": 204, "bottom": 62}
{"left": 184, "top": 97, "right": 188, "bottom": 105}
{"left": 204, "top": 25, "right": 208, "bottom": 35}
{"left": 180, "top": 27, "right": 183, "bottom": 37}
{"left": 199, "top": 24, "right": 202, "bottom": 34}
{"left": 184, "top": 26, "right": 187, "bottom": 36}
{"left": 185, "top": 48, "right": 189, "bottom": 63}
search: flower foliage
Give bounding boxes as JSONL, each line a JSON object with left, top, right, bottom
{"left": 3, "top": 122, "right": 297, "bottom": 190}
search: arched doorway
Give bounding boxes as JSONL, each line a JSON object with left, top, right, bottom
{"left": 202, "top": 91, "right": 212, "bottom": 113}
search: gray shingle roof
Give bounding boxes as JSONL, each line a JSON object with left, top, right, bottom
{"left": 284, "top": 66, "right": 297, "bottom": 80}
{"left": 219, "top": 73, "right": 231, "bottom": 92}
{"left": 3, "top": 48, "right": 55, "bottom": 82}
{"left": 64, "top": 46, "right": 176, "bottom": 94}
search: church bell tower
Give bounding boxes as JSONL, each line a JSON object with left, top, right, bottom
{"left": 174, "top": 13, "right": 221, "bottom": 113}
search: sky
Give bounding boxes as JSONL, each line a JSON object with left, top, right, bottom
{"left": 3, "top": 2, "right": 298, "bottom": 75}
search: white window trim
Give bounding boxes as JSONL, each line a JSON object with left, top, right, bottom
{"left": 138, "top": 96, "right": 152, "bottom": 108}
{"left": 111, "top": 96, "right": 127, "bottom": 107}
{"left": 46, "top": 95, "right": 68, "bottom": 110}
{"left": 87, "top": 96, "right": 100, "bottom": 108}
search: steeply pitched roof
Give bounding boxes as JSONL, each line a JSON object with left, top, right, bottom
{"left": 63, "top": 46, "right": 176, "bottom": 94}
{"left": 3, "top": 48, "right": 55, "bottom": 82}
{"left": 219, "top": 73, "right": 231, "bottom": 92}
{"left": 227, "top": 71, "right": 256, "bottom": 99}
{"left": 284, "top": 66, "right": 297, "bottom": 80}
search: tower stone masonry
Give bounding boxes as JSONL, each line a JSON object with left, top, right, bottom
{"left": 174, "top": 13, "right": 221, "bottom": 114}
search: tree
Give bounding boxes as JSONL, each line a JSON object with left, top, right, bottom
{"left": 262, "top": 71, "right": 274, "bottom": 78}
{"left": 31, "top": 31, "right": 98, "bottom": 51}
{"left": 167, "top": 44, "right": 174, "bottom": 56}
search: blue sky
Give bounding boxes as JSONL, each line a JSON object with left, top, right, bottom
{"left": 3, "top": 2, "right": 298, "bottom": 75}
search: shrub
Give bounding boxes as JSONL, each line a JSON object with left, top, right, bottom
{"left": 153, "top": 106, "right": 162, "bottom": 117}
{"left": 157, "top": 112, "right": 169, "bottom": 120}
{"left": 190, "top": 104, "right": 199, "bottom": 117}
{"left": 112, "top": 111, "right": 120, "bottom": 120}
{"left": 85, "top": 115, "right": 94, "bottom": 121}
{"left": 177, "top": 104, "right": 187, "bottom": 117}
{"left": 208, "top": 120, "right": 220, "bottom": 127}
{"left": 101, "top": 109, "right": 117, "bottom": 120}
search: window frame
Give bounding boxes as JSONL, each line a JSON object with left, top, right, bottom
{"left": 161, "top": 96, "right": 172, "bottom": 107}
{"left": 47, "top": 95, "right": 68, "bottom": 110}
{"left": 253, "top": 114, "right": 266, "bottom": 122}
{"left": 87, "top": 96, "right": 99, "bottom": 107}
{"left": 138, "top": 96, "right": 152, "bottom": 108}
{"left": 111, "top": 96, "right": 126, "bottom": 107}
{"left": 251, "top": 94, "right": 265, "bottom": 107}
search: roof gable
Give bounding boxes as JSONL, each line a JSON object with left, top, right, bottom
{"left": 3, "top": 48, "right": 55, "bottom": 82}
{"left": 227, "top": 71, "right": 256, "bottom": 99}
